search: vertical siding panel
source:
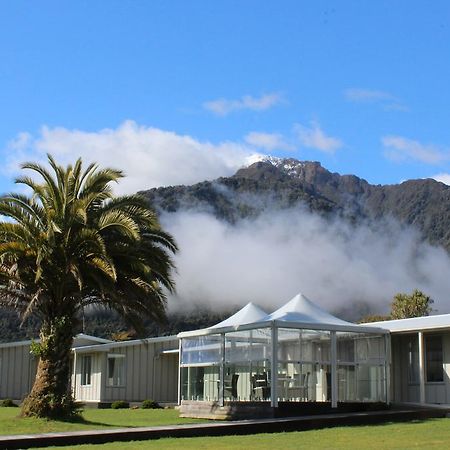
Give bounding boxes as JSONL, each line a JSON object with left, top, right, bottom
{"left": 132, "top": 345, "right": 139, "bottom": 400}
{"left": 7, "top": 348, "right": 14, "bottom": 397}
{"left": 0, "top": 349, "right": 4, "bottom": 398}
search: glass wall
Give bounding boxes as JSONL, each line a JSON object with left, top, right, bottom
{"left": 180, "top": 327, "right": 388, "bottom": 405}
{"left": 180, "top": 334, "right": 222, "bottom": 401}
{"left": 224, "top": 328, "right": 272, "bottom": 401}
{"left": 277, "top": 329, "right": 331, "bottom": 402}
{"left": 337, "top": 332, "right": 386, "bottom": 402}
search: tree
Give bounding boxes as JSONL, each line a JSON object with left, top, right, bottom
{"left": 358, "top": 314, "right": 391, "bottom": 324}
{"left": 0, "top": 155, "right": 177, "bottom": 418}
{"left": 390, "top": 289, "right": 433, "bottom": 320}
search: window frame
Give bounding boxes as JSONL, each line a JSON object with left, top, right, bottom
{"left": 81, "top": 355, "right": 92, "bottom": 386}
{"left": 425, "top": 334, "right": 444, "bottom": 383}
{"left": 107, "top": 354, "right": 126, "bottom": 387}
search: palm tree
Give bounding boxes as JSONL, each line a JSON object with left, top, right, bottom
{"left": 0, "top": 155, "right": 177, "bottom": 418}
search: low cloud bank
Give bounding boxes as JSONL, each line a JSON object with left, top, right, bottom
{"left": 163, "top": 207, "right": 450, "bottom": 317}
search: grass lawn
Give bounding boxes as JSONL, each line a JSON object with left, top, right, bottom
{"left": 38, "top": 418, "right": 450, "bottom": 450}
{"left": 0, "top": 407, "right": 204, "bottom": 435}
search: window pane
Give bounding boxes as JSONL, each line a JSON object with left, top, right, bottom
{"left": 426, "top": 335, "right": 443, "bottom": 382}
{"left": 81, "top": 355, "right": 92, "bottom": 386}
{"left": 107, "top": 355, "right": 125, "bottom": 386}
{"left": 408, "top": 336, "right": 419, "bottom": 384}
{"left": 181, "top": 366, "right": 220, "bottom": 401}
{"left": 181, "top": 335, "right": 222, "bottom": 365}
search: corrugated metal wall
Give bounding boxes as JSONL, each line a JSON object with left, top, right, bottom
{"left": 0, "top": 343, "right": 37, "bottom": 400}
{"left": 101, "top": 339, "right": 179, "bottom": 403}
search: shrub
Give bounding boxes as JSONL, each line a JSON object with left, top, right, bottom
{"left": 141, "top": 399, "right": 160, "bottom": 409}
{"left": 1, "top": 399, "right": 17, "bottom": 407}
{"left": 111, "top": 400, "right": 129, "bottom": 409}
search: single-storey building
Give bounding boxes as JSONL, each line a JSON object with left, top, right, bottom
{"left": 0, "top": 333, "right": 179, "bottom": 406}
{"left": 2, "top": 293, "right": 450, "bottom": 418}
{"left": 367, "top": 315, "right": 450, "bottom": 405}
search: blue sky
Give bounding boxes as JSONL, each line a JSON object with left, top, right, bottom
{"left": 2, "top": 0, "right": 450, "bottom": 193}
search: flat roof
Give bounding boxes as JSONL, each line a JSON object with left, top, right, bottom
{"left": 364, "top": 313, "right": 450, "bottom": 333}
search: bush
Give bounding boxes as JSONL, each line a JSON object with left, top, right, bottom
{"left": 0, "top": 399, "right": 17, "bottom": 407}
{"left": 141, "top": 399, "right": 160, "bottom": 409}
{"left": 111, "top": 400, "right": 129, "bottom": 409}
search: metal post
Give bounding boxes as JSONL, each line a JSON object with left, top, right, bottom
{"left": 418, "top": 331, "right": 426, "bottom": 404}
{"left": 177, "top": 339, "right": 182, "bottom": 404}
{"left": 331, "top": 331, "right": 337, "bottom": 408}
{"left": 270, "top": 324, "right": 278, "bottom": 408}
{"left": 72, "top": 350, "right": 77, "bottom": 399}
{"left": 219, "top": 333, "right": 225, "bottom": 406}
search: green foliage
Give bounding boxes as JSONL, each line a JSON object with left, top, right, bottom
{"left": 359, "top": 314, "right": 391, "bottom": 324}
{"left": 390, "top": 289, "right": 433, "bottom": 319}
{"left": 0, "top": 399, "right": 17, "bottom": 407}
{"left": 141, "top": 399, "right": 160, "bottom": 409}
{"left": 111, "top": 400, "right": 129, "bottom": 409}
{"left": 0, "top": 155, "right": 177, "bottom": 418}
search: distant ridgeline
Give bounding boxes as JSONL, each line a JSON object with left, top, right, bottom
{"left": 142, "top": 158, "right": 450, "bottom": 251}
{"left": 2, "top": 158, "right": 450, "bottom": 342}
{"left": 0, "top": 306, "right": 231, "bottom": 343}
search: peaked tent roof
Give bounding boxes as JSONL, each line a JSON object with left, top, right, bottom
{"left": 178, "top": 293, "right": 388, "bottom": 337}
{"left": 209, "top": 302, "right": 268, "bottom": 329}
{"left": 256, "top": 293, "right": 354, "bottom": 327}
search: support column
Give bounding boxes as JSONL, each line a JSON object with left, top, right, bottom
{"left": 331, "top": 331, "right": 337, "bottom": 408}
{"left": 219, "top": 333, "right": 225, "bottom": 406}
{"left": 72, "top": 351, "right": 77, "bottom": 400}
{"left": 270, "top": 324, "right": 278, "bottom": 407}
{"left": 418, "top": 331, "right": 426, "bottom": 404}
{"left": 385, "top": 333, "right": 391, "bottom": 405}
{"left": 177, "top": 339, "right": 182, "bottom": 404}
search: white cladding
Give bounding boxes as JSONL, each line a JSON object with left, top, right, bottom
{"left": 365, "top": 313, "right": 450, "bottom": 333}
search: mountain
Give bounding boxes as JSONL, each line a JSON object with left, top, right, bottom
{"left": 141, "top": 157, "right": 450, "bottom": 251}
{"left": 3, "top": 158, "right": 450, "bottom": 342}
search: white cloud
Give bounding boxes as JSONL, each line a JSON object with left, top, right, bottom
{"left": 382, "top": 135, "right": 448, "bottom": 165}
{"left": 203, "top": 93, "right": 283, "bottom": 116}
{"left": 431, "top": 173, "right": 450, "bottom": 185}
{"left": 294, "top": 121, "right": 343, "bottom": 154}
{"left": 244, "top": 131, "right": 295, "bottom": 152}
{"left": 4, "top": 121, "right": 264, "bottom": 194}
{"left": 344, "top": 88, "right": 394, "bottom": 102}
{"left": 344, "top": 88, "right": 408, "bottom": 112}
{"left": 164, "top": 208, "right": 450, "bottom": 314}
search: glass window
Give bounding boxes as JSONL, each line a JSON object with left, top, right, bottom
{"left": 407, "top": 335, "right": 419, "bottom": 384}
{"left": 181, "top": 335, "right": 222, "bottom": 365}
{"left": 426, "top": 335, "right": 443, "bottom": 382}
{"left": 81, "top": 355, "right": 92, "bottom": 386}
{"left": 107, "top": 354, "right": 125, "bottom": 386}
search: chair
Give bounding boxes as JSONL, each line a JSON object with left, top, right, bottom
{"left": 224, "top": 374, "right": 239, "bottom": 400}
{"left": 252, "top": 372, "right": 269, "bottom": 400}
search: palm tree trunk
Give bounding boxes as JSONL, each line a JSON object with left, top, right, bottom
{"left": 21, "top": 317, "right": 77, "bottom": 418}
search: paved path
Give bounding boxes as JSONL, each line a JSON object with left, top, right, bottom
{"left": 0, "top": 407, "right": 447, "bottom": 449}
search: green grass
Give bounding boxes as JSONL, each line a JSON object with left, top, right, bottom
{"left": 0, "top": 407, "right": 204, "bottom": 435}
{"left": 2, "top": 407, "right": 450, "bottom": 449}
{"left": 39, "top": 418, "right": 450, "bottom": 449}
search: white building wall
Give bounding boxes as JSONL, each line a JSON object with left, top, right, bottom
{"left": 100, "top": 338, "right": 179, "bottom": 403}
{"left": 74, "top": 353, "right": 103, "bottom": 402}
{"left": 391, "top": 331, "right": 450, "bottom": 404}
{"left": 0, "top": 343, "right": 37, "bottom": 401}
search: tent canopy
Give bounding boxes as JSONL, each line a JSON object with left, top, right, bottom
{"left": 256, "top": 293, "right": 353, "bottom": 327}
{"left": 209, "top": 302, "right": 268, "bottom": 329}
{"left": 178, "top": 293, "right": 388, "bottom": 338}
